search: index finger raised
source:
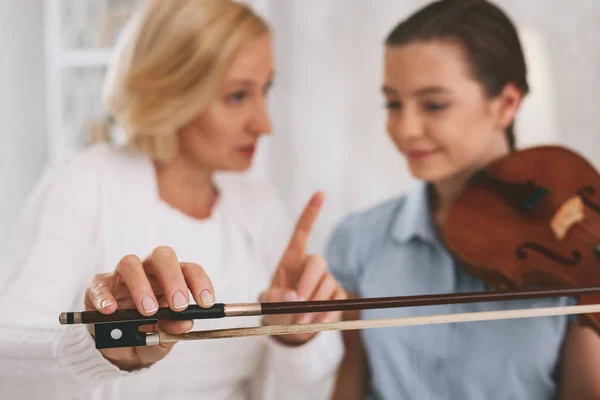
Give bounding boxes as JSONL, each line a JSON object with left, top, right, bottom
{"left": 283, "top": 191, "right": 325, "bottom": 260}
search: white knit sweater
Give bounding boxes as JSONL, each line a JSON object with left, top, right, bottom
{"left": 0, "top": 144, "right": 343, "bottom": 400}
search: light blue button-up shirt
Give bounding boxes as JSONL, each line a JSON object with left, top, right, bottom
{"left": 326, "top": 181, "right": 574, "bottom": 400}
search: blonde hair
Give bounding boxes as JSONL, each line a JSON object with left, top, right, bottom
{"left": 103, "top": 0, "right": 270, "bottom": 163}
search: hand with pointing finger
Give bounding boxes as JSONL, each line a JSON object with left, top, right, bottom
{"left": 260, "top": 192, "right": 347, "bottom": 346}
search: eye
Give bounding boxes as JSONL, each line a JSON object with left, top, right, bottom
{"left": 423, "top": 102, "right": 449, "bottom": 112}
{"left": 384, "top": 100, "right": 402, "bottom": 110}
{"left": 264, "top": 81, "right": 274, "bottom": 95}
{"left": 228, "top": 91, "right": 248, "bottom": 104}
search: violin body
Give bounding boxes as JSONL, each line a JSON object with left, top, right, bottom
{"left": 443, "top": 146, "right": 600, "bottom": 330}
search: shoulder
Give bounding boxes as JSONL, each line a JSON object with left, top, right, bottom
{"left": 61, "top": 144, "right": 157, "bottom": 203}
{"left": 13, "top": 145, "right": 136, "bottom": 245}
{"left": 327, "top": 195, "right": 407, "bottom": 256}
{"left": 337, "top": 196, "right": 407, "bottom": 236}
{"left": 23, "top": 145, "right": 110, "bottom": 209}
{"left": 24, "top": 144, "right": 151, "bottom": 216}
{"left": 74, "top": 143, "right": 150, "bottom": 179}
{"left": 325, "top": 195, "right": 408, "bottom": 292}
{"left": 44, "top": 143, "right": 147, "bottom": 182}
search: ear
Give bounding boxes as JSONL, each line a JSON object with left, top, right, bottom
{"left": 493, "top": 82, "right": 523, "bottom": 130}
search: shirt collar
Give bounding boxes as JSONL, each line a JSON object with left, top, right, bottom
{"left": 391, "top": 180, "right": 437, "bottom": 244}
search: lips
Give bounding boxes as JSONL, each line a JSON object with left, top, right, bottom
{"left": 237, "top": 144, "right": 256, "bottom": 156}
{"left": 405, "top": 148, "right": 440, "bottom": 160}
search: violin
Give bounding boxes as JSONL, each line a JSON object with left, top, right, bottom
{"left": 59, "top": 145, "right": 600, "bottom": 349}
{"left": 443, "top": 145, "right": 600, "bottom": 330}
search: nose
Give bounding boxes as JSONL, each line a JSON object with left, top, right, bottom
{"left": 388, "top": 106, "right": 422, "bottom": 141}
{"left": 249, "top": 97, "right": 272, "bottom": 136}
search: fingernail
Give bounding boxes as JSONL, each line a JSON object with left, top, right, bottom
{"left": 142, "top": 295, "right": 158, "bottom": 313}
{"left": 100, "top": 300, "right": 113, "bottom": 309}
{"left": 200, "top": 290, "right": 214, "bottom": 306}
{"left": 283, "top": 291, "right": 297, "bottom": 302}
{"left": 173, "top": 291, "right": 188, "bottom": 309}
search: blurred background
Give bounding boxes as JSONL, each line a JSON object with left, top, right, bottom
{"left": 1, "top": 0, "right": 599, "bottom": 255}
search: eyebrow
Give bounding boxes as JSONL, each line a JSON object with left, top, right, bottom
{"left": 225, "top": 72, "right": 276, "bottom": 88}
{"left": 382, "top": 85, "right": 451, "bottom": 96}
{"left": 225, "top": 79, "right": 258, "bottom": 87}
{"left": 414, "top": 86, "right": 451, "bottom": 96}
{"left": 382, "top": 85, "right": 397, "bottom": 95}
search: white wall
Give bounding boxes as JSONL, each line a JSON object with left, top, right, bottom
{"left": 257, "top": 0, "right": 600, "bottom": 252}
{"left": 1, "top": 0, "right": 599, "bottom": 254}
{"left": 0, "top": 0, "right": 47, "bottom": 244}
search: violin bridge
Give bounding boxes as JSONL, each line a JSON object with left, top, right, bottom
{"left": 551, "top": 196, "right": 584, "bottom": 240}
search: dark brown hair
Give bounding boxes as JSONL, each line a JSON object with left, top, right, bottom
{"left": 385, "top": 0, "right": 528, "bottom": 151}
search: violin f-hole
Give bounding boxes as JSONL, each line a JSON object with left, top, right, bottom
{"left": 516, "top": 242, "right": 582, "bottom": 266}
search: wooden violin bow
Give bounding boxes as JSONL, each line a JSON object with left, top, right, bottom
{"left": 60, "top": 284, "right": 600, "bottom": 349}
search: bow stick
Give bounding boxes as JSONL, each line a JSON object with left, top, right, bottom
{"left": 60, "top": 284, "right": 600, "bottom": 349}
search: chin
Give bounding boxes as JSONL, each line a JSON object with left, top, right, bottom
{"left": 407, "top": 163, "right": 455, "bottom": 183}
{"left": 220, "top": 159, "right": 253, "bottom": 172}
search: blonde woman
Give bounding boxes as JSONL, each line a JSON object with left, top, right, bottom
{"left": 0, "top": 1, "right": 344, "bottom": 399}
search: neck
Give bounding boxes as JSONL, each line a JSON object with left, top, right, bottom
{"left": 154, "top": 154, "right": 218, "bottom": 220}
{"left": 430, "top": 170, "right": 472, "bottom": 231}
{"left": 432, "top": 135, "right": 510, "bottom": 229}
